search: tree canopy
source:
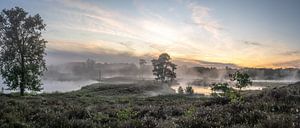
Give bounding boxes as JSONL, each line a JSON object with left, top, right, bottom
{"left": 0, "top": 7, "right": 47, "bottom": 95}
{"left": 229, "top": 71, "right": 252, "bottom": 90}
{"left": 151, "top": 53, "right": 177, "bottom": 83}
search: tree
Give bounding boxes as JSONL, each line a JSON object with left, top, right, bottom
{"left": 166, "top": 62, "right": 177, "bottom": 82}
{"left": 0, "top": 7, "right": 47, "bottom": 96}
{"left": 178, "top": 86, "right": 184, "bottom": 94}
{"left": 139, "top": 59, "right": 147, "bottom": 80}
{"left": 210, "top": 72, "right": 252, "bottom": 102}
{"left": 229, "top": 71, "right": 252, "bottom": 91}
{"left": 151, "top": 53, "right": 177, "bottom": 83}
{"left": 185, "top": 86, "right": 194, "bottom": 95}
{"left": 211, "top": 83, "right": 231, "bottom": 94}
{"left": 211, "top": 83, "right": 240, "bottom": 102}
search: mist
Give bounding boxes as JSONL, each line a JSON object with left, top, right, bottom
{"left": 1, "top": 58, "right": 299, "bottom": 94}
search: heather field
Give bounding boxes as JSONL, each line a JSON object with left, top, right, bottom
{"left": 1, "top": 81, "right": 299, "bottom": 128}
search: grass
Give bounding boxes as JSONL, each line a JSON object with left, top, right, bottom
{"left": 0, "top": 81, "right": 299, "bottom": 128}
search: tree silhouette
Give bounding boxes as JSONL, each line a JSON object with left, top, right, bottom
{"left": 0, "top": 7, "right": 47, "bottom": 95}
{"left": 151, "top": 53, "right": 177, "bottom": 83}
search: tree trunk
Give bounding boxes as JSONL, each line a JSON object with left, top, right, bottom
{"left": 20, "top": 84, "right": 25, "bottom": 96}
{"left": 20, "top": 38, "right": 25, "bottom": 96}
{"left": 20, "top": 57, "right": 25, "bottom": 96}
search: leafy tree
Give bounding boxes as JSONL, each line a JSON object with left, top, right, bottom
{"left": 178, "top": 86, "right": 184, "bottom": 94}
{"left": 211, "top": 83, "right": 231, "bottom": 94}
{"left": 166, "top": 62, "right": 177, "bottom": 82}
{"left": 185, "top": 86, "right": 194, "bottom": 95}
{"left": 211, "top": 83, "right": 240, "bottom": 102}
{"left": 151, "top": 53, "right": 177, "bottom": 83}
{"left": 229, "top": 71, "right": 252, "bottom": 91}
{"left": 139, "top": 59, "right": 147, "bottom": 80}
{"left": 0, "top": 7, "right": 47, "bottom": 96}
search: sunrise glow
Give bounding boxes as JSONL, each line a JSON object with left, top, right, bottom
{"left": 2, "top": 0, "right": 300, "bottom": 68}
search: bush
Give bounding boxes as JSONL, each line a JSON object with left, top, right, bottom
{"left": 178, "top": 86, "right": 184, "bottom": 94}
{"left": 184, "top": 106, "right": 196, "bottom": 117}
{"left": 257, "top": 114, "right": 294, "bottom": 128}
{"left": 116, "top": 108, "right": 138, "bottom": 121}
{"left": 211, "top": 83, "right": 241, "bottom": 102}
{"left": 185, "top": 86, "right": 194, "bottom": 95}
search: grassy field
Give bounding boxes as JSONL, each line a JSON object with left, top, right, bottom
{"left": 0, "top": 81, "right": 300, "bottom": 128}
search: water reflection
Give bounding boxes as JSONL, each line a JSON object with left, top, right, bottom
{"left": 171, "top": 84, "right": 212, "bottom": 95}
{"left": 171, "top": 81, "right": 266, "bottom": 96}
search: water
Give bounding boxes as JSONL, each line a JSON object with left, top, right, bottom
{"left": 0, "top": 78, "right": 296, "bottom": 94}
{"left": 42, "top": 80, "right": 98, "bottom": 93}
{"left": 171, "top": 80, "right": 266, "bottom": 95}
{"left": 0, "top": 79, "right": 98, "bottom": 93}
{"left": 252, "top": 80, "right": 299, "bottom": 83}
{"left": 171, "top": 84, "right": 212, "bottom": 95}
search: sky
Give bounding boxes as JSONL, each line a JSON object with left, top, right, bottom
{"left": 1, "top": 0, "right": 300, "bottom": 68}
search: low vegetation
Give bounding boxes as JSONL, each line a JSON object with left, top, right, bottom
{"left": 0, "top": 81, "right": 299, "bottom": 128}
{"left": 211, "top": 71, "right": 252, "bottom": 102}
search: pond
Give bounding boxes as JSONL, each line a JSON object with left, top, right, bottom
{"left": 171, "top": 80, "right": 267, "bottom": 96}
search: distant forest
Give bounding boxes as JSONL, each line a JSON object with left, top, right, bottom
{"left": 45, "top": 59, "right": 300, "bottom": 81}
{"left": 190, "top": 67, "right": 300, "bottom": 80}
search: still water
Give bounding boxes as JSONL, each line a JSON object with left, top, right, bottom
{"left": 0, "top": 79, "right": 98, "bottom": 93}
{"left": 171, "top": 81, "right": 267, "bottom": 96}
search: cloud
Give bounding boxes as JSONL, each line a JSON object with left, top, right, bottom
{"left": 46, "top": 40, "right": 141, "bottom": 64}
{"left": 174, "top": 58, "right": 239, "bottom": 68}
{"left": 47, "top": 43, "right": 240, "bottom": 69}
{"left": 49, "top": 0, "right": 146, "bottom": 41}
{"left": 50, "top": 0, "right": 188, "bottom": 49}
{"left": 272, "top": 59, "right": 300, "bottom": 68}
{"left": 188, "top": 3, "right": 223, "bottom": 38}
{"left": 40, "top": 0, "right": 299, "bottom": 68}
{"left": 280, "top": 50, "right": 300, "bottom": 56}
{"left": 197, "top": 60, "right": 239, "bottom": 68}
{"left": 58, "top": 0, "right": 117, "bottom": 17}
{"left": 117, "top": 42, "right": 136, "bottom": 51}
{"left": 46, "top": 48, "right": 139, "bottom": 65}
{"left": 243, "top": 41, "right": 263, "bottom": 46}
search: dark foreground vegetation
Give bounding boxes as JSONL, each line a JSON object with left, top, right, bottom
{"left": 0, "top": 81, "right": 300, "bottom": 128}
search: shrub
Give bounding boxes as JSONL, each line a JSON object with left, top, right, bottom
{"left": 116, "top": 108, "right": 138, "bottom": 121}
{"left": 178, "top": 86, "right": 184, "bottom": 94}
{"left": 185, "top": 86, "right": 194, "bottom": 95}
{"left": 229, "top": 71, "right": 252, "bottom": 91}
{"left": 184, "top": 106, "right": 196, "bottom": 117}
{"left": 257, "top": 114, "right": 294, "bottom": 128}
{"left": 211, "top": 83, "right": 241, "bottom": 102}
